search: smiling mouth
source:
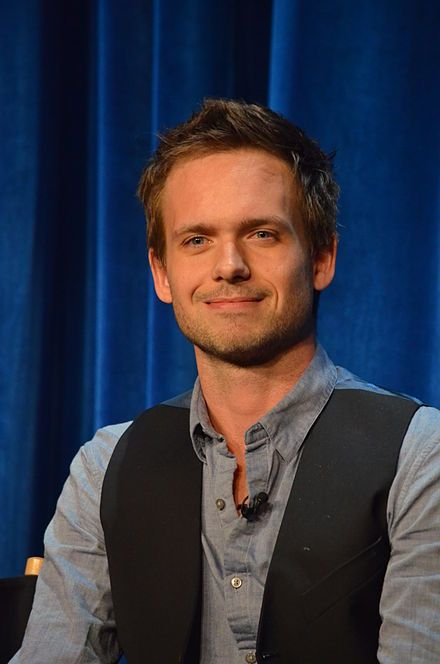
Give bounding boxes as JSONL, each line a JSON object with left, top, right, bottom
{"left": 196, "top": 287, "right": 270, "bottom": 303}
{"left": 204, "top": 297, "right": 264, "bottom": 310}
{"left": 206, "top": 297, "right": 263, "bottom": 304}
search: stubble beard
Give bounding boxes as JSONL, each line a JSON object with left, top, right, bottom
{"left": 171, "top": 285, "right": 316, "bottom": 368}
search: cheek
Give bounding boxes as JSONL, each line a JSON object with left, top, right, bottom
{"left": 270, "top": 261, "right": 314, "bottom": 302}
{"left": 168, "top": 272, "right": 197, "bottom": 303}
{"left": 167, "top": 256, "right": 212, "bottom": 296}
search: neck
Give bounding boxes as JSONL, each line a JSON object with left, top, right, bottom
{"left": 195, "top": 335, "right": 317, "bottom": 440}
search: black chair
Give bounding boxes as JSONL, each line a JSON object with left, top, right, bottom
{"left": 0, "top": 558, "right": 43, "bottom": 664}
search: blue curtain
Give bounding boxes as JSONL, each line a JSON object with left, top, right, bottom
{"left": 1, "top": 0, "right": 439, "bottom": 577}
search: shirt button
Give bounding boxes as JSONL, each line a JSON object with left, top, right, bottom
{"left": 231, "top": 576, "right": 242, "bottom": 589}
{"left": 245, "top": 653, "right": 257, "bottom": 663}
{"left": 215, "top": 498, "right": 226, "bottom": 511}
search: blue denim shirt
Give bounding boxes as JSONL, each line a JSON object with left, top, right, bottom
{"left": 11, "top": 346, "right": 440, "bottom": 663}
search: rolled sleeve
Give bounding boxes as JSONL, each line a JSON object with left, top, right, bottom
{"left": 379, "top": 406, "right": 440, "bottom": 663}
{"left": 10, "top": 423, "right": 130, "bottom": 663}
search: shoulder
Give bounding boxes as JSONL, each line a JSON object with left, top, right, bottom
{"left": 327, "top": 367, "right": 424, "bottom": 443}
{"left": 335, "top": 366, "right": 423, "bottom": 404}
{"left": 391, "top": 405, "right": 440, "bottom": 512}
{"left": 75, "top": 421, "right": 133, "bottom": 487}
{"left": 79, "top": 391, "right": 194, "bottom": 484}
{"left": 401, "top": 404, "right": 440, "bottom": 448}
{"left": 334, "top": 364, "right": 440, "bottom": 461}
{"left": 334, "top": 365, "right": 439, "bottom": 451}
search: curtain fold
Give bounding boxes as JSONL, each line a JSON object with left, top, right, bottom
{"left": 1, "top": 0, "right": 439, "bottom": 576}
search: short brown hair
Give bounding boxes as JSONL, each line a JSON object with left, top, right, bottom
{"left": 137, "top": 99, "right": 339, "bottom": 262}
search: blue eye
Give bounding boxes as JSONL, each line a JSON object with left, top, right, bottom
{"left": 188, "top": 236, "right": 206, "bottom": 246}
{"left": 254, "top": 230, "right": 273, "bottom": 239}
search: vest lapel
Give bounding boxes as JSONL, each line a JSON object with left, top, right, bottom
{"left": 101, "top": 405, "right": 202, "bottom": 663}
{"left": 257, "top": 389, "right": 419, "bottom": 663}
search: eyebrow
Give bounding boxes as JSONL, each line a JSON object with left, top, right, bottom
{"left": 173, "top": 216, "right": 292, "bottom": 239}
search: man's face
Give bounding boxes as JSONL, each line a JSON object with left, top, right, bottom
{"left": 150, "top": 149, "right": 336, "bottom": 367}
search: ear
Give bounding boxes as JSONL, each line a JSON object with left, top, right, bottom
{"left": 313, "top": 236, "right": 337, "bottom": 292}
{"left": 148, "top": 249, "right": 173, "bottom": 303}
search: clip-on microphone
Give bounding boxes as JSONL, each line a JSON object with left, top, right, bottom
{"left": 240, "top": 492, "right": 269, "bottom": 520}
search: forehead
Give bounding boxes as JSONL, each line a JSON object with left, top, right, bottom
{"left": 160, "top": 149, "right": 299, "bottom": 229}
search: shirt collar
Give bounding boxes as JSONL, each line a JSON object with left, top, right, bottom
{"left": 189, "top": 343, "right": 337, "bottom": 463}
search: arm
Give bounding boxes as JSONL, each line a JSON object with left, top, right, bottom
{"left": 10, "top": 423, "right": 130, "bottom": 663}
{"left": 378, "top": 406, "right": 440, "bottom": 662}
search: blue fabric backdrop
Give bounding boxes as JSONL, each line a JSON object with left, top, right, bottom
{"left": 1, "top": 0, "right": 439, "bottom": 577}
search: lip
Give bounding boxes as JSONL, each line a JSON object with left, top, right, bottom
{"left": 204, "top": 297, "right": 263, "bottom": 310}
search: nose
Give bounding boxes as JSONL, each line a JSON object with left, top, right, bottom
{"left": 211, "top": 241, "right": 250, "bottom": 283}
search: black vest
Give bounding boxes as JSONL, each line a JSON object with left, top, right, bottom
{"left": 100, "top": 388, "right": 419, "bottom": 663}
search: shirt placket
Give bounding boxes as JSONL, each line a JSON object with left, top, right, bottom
{"left": 216, "top": 425, "right": 270, "bottom": 659}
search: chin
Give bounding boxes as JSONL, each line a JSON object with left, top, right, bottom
{"left": 194, "top": 328, "right": 313, "bottom": 368}
{"left": 175, "top": 301, "right": 315, "bottom": 368}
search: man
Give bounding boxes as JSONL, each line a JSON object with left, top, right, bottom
{"left": 12, "top": 100, "right": 440, "bottom": 663}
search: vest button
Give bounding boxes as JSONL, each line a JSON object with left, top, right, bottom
{"left": 215, "top": 498, "right": 226, "bottom": 510}
{"left": 231, "top": 576, "right": 242, "bottom": 589}
{"left": 245, "top": 652, "right": 257, "bottom": 663}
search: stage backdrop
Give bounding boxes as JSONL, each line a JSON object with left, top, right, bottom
{"left": 1, "top": 0, "right": 439, "bottom": 577}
